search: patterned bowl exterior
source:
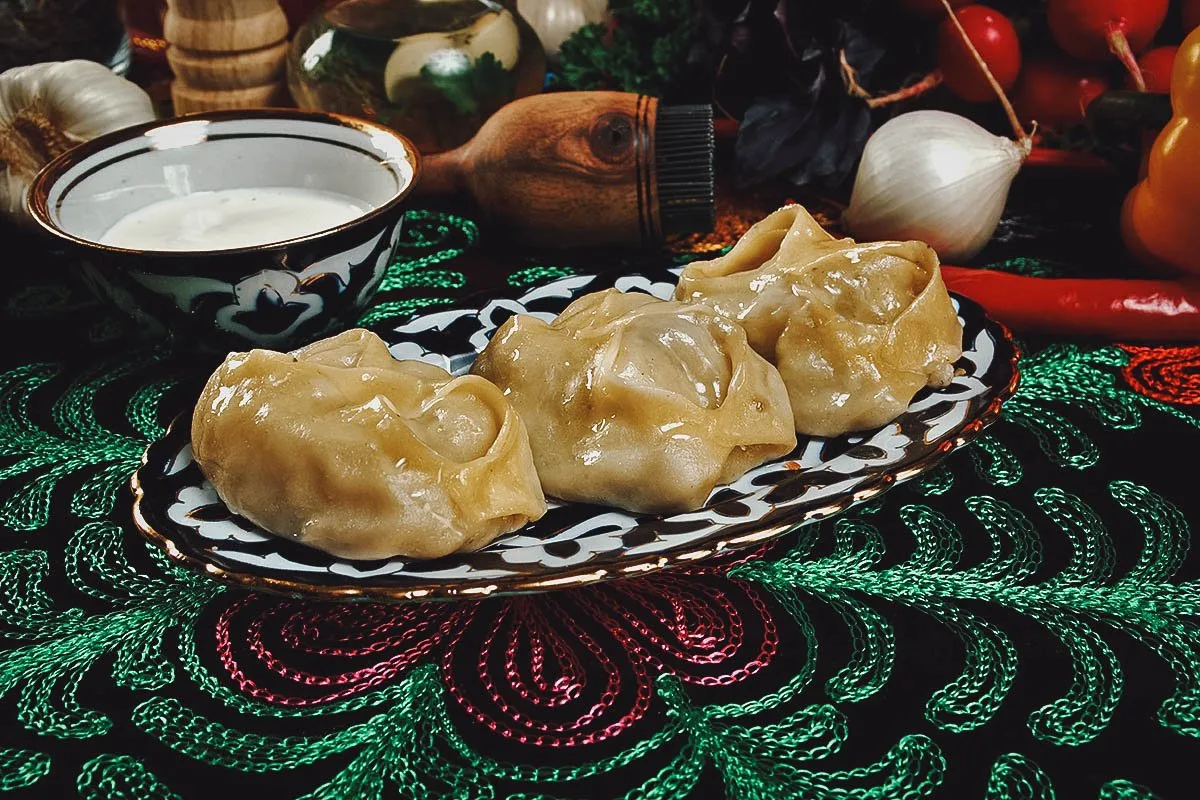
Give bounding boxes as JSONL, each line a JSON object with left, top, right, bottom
{"left": 27, "top": 110, "right": 419, "bottom": 352}
{"left": 72, "top": 213, "right": 407, "bottom": 352}
{"left": 131, "top": 267, "right": 1020, "bottom": 602}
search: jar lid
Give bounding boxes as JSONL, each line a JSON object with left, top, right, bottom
{"left": 325, "top": 0, "right": 498, "bottom": 41}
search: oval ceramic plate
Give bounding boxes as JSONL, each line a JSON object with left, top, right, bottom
{"left": 132, "top": 268, "right": 1019, "bottom": 601}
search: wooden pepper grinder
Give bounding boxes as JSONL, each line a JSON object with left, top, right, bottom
{"left": 164, "top": 0, "right": 291, "bottom": 113}
{"left": 415, "top": 92, "right": 715, "bottom": 249}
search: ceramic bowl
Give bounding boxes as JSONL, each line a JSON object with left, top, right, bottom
{"left": 27, "top": 110, "right": 420, "bottom": 352}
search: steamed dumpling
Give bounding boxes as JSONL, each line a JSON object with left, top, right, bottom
{"left": 471, "top": 290, "right": 797, "bottom": 514}
{"left": 191, "top": 328, "right": 546, "bottom": 560}
{"left": 675, "top": 205, "right": 963, "bottom": 438}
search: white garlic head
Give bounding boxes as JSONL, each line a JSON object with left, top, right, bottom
{"left": 517, "top": 0, "right": 608, "bottom": 60}
{"left": 384, "top": 10, "right": 522, "bottom": 104}
{"left": 0, "top": 60, "right": 156, "bottom": 226}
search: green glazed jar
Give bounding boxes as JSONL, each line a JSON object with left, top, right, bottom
{"left": 288, "top": 0, "right": 546, "bottom": 154}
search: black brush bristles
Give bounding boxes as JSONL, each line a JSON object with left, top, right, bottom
{"left": 655, "top": 104, "right": 715, "bottom": 237}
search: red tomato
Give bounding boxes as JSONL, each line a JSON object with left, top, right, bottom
{"left": 1047, "top": 0, "right": 1169, "bottom": 62}
{"left": 1128, "top": 46, "right": 1177, "bottom": 93}
{"left": 896, "top": 0, "right": 970, "bottom": 18}
{"left": 937, "top": 5, "right": 1022, "bottom": 103}
{"left": 1185, "top": 0, "right": 1200, "bottom": 32}
{"left": 1013, "top": 56, "right": 1110, "bottom": 131}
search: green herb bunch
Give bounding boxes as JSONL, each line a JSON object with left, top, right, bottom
{"left": 557, "top": 0, "right": 703, "bottom": 99}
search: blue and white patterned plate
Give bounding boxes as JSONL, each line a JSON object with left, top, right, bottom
{"left": 131, "top": 268, "right": 1020, "bottom": 602}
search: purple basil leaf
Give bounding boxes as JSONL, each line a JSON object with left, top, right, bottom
{"left": 840, "top": 21, "right": 886, "bottom": 83}
{"left": 788, "top": 99, "right": 872, "bottom": 188}
{"left": 774, "top": 0, "right": 797, "bottom": 56}
{"left": 734, "top": 95, "right": 822, "bottom": 187}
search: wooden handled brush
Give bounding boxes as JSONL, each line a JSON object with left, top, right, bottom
{"left": 414, "top": 92, "right": 715, "bottom": 249}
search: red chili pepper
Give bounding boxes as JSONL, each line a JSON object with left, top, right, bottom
{"left": 941, "top": 265, "right": 1200, "bottom": 341}
{"left": 1024, "top": 147, "right": 1115, "bottom": 173}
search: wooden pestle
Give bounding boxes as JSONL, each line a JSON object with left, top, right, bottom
{"left": 413, "top": 92, "right": 715, "bottom": 249}
{"left": 164, "top": 0, "right": 291, "bottom": 113}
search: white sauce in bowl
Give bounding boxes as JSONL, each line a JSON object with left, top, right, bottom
{"left": 98, "top": 187, "right": 372, "bottom": 251}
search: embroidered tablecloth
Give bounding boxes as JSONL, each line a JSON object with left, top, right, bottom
{"left": 1, "top": 170, "right": 1196, "bottom": 799}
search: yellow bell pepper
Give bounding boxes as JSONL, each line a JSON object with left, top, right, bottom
{"left": 1122, "top": 25, "right": 1200, "bottom": 275}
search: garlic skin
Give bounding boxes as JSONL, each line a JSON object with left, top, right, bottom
{"left": 384, "top": 10, "right": 522, "bottom": 104}
{"left": 844, "top": 110, "right": 1028, "bottom": 263}
{"left": 0, "top": 60, "right": 155, "bottom": 225}
{"left": 517, "top": 0, "right": 608, "bottom": 60}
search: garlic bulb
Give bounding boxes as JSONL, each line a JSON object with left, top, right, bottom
{"left": 0, "top": 60, "right": 155, "bottom": 225}
{"left": 844, "top": 110, "right": 1029, "bottom": 263}
{"left": 517, "top": 0, "right": 608, "bottom": 60}
{"left": 384, "top": 9, "right": 522, "bottom": 104}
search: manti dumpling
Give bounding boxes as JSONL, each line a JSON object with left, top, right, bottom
{"left": 675, "top": 205, "right": 963, "bottom": 438}
{"left": 471, "top": 290, "right": 797, "bottom": 514}
{"left": 191, "top": 328, "right": 546, "bottom": 560}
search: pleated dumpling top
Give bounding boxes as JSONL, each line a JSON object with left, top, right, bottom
{"left": 191, "top": 328, "right": 546, "bottom": 560}
{"left": 675, "top": 205, "right": 963, "bottom": 437}
{"left": 471, "top": 290, "right": 797, "bottom": 514}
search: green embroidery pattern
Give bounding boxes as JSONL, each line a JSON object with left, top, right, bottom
{"left": 736, "top": 480, "right": 1199, "bottom": 747}
{"left": 995, "top": 344, "right": 1200, "bottom": 472}
{"left": 0, "top": 212, "right": 1193, "bottom": 797}
{"left": 0, "top": 351, "right": 175, "bottom": 531}
{"left": 1099, "top": 781, "right": 1164, "bottom": 800}
{"left": 76, "top": 755, "right": 182, "bottom": 800}
{"left": 985, "top": 754, "right": 1055, "bottom": 800}
{"left": 0, "top": 747, "right": 51, "bottom": 791}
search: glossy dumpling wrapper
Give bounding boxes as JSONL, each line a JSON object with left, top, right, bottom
{"left": 471, "top": 290, "right": 797, "bottom": 514}
{"left": 675, "top": 205, "right": 964, "bottom": 438}
{"left": 191, "top": 328, "right": 546, "bottom": 560}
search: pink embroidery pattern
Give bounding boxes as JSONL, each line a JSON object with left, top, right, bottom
{"left": 213, "top": 549, "right": 780, "bottom": 746}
